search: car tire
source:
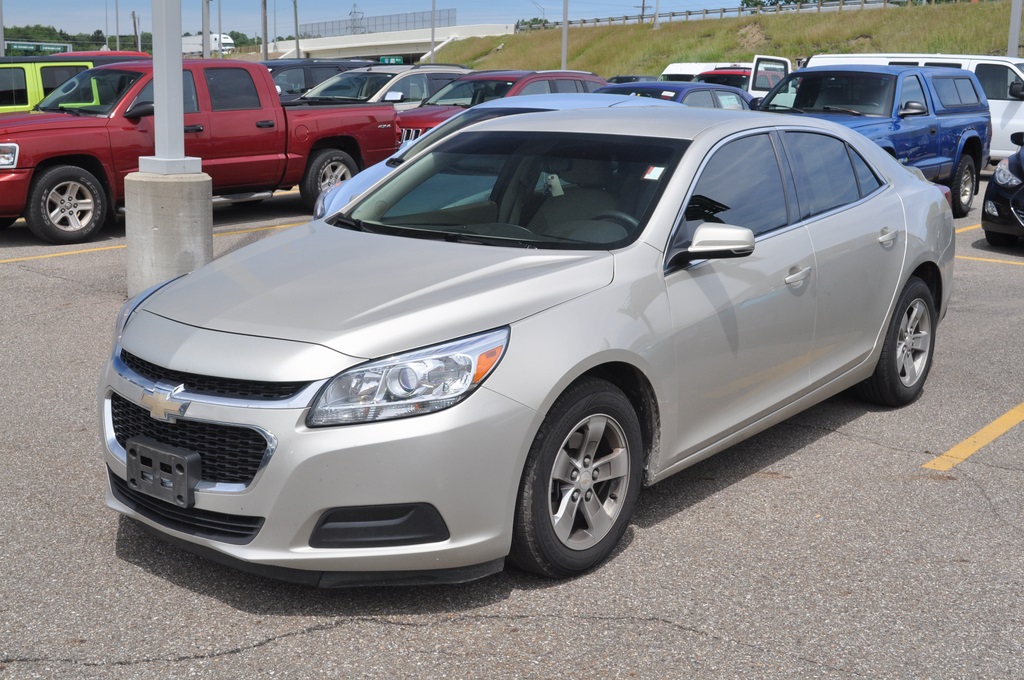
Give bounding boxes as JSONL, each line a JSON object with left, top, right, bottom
{"left": 984, "top": 230, "right": 1018, "bottom": 247}
{"left": 509, "top": 377, "right": 643, "bottom": 579}
{"left": 0, "top": 217, "right": 16, "bottom": 229}
{"left": 949, "top": 155, "right": 975, "bottom": 218}
{"left": 300, "top": 149, "right": 358, "bottom": 211}
{"left": 25, "top": 165, "right": 108, "bottom": 244}
{"left": 857, "top": 276, "right": 936, "bottom": 407}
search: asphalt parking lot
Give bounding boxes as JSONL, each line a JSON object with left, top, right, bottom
{"left": 1, "top": 181, "right": 1022, "bottom": 678}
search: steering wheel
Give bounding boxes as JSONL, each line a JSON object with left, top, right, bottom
{"left": 593, "top": 211, "right": 640, "bottom": 229}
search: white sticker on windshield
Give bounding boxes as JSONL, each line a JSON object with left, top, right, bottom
{"left": 644, "top": 166, "right": 665, "bottom": 181}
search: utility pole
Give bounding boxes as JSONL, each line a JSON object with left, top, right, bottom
{"left": 131, "top": 11, "right": 140, "bottom": 51}
{"left": 1, "top": 0, "right": 6, "bottom": 58}
{"left": 261, "top": 0, "right": 269, "bottom": 60}
{"left": 560, "top": 0, "right": 567, "bottom": 69}
{"left": 654, "top": 0, "right": 661, "bottom": 29}
{"left": 430, "top": 0, "right": 435, "bottom": 64}
{"left": 116, "top": 0, "right": 120, "bottom": 50}
{"left": 1010, "top": 0, "right": 1022, "bottom": 58}
{"left": 201, "top": 0, "right": 210, "bottom": 58}
{"left": 292, "top": 0, "right": 300, "bottom": 58}
{"left": 217, "top": 0, "right": 222, "bottom": 58}
{"left": 636, "top": 0, "right": 648, "bottom": 22}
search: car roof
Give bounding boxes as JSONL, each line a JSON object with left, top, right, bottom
{"left": 794, "top": 64, "right": 957, "bottom": 76}
{"left": 454, "top": 69, "right": 600, "bottom": 82}
{"left": 343, "top": 63, "right": 471, "bottom": 75}
{"left": 472, "top": 92, "right": 680, "bottom": 110}
{"left": 261, "top": 58, "right": 376, "bottom": 68}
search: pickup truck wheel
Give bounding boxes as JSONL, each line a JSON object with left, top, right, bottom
{"left": 984, "top": 230, "right": 1018, "bottom": 247}
{"left": 301, "top": 149, "right": 358, "bottom": 211}
{"left": 950, "top": 155, "right": 976, "bottom": 218}
{"left": 26, "top": 165, "right": 108, "bottom": 244}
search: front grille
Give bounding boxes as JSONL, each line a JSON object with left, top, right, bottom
{"left": 120, "top": 350, "right": 310, "bottom": 400}
{"left": 401, "top": 128, "right": 423, "bottom": 143}
{"left": 109, "top": 470, "right": 264, "bottom": 544}
{"left": 111, "top": 393, "right": 270, "bottom": 485}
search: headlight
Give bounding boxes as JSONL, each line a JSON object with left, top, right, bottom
{"left": 0, "top": 143, "right": 19, "bottom": 169}
{"left": 111, "top": 277, "right": 183, "bottom": 347}
{"left": 307, "top": 327, "right": 509, "bottom": 426}
{"left": 993, "top": 158, "right": 1022, "bottom": 188}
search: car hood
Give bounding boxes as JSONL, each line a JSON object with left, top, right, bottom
{"left": 0, "top": 111, "right": 108, "bottom": 134}
{"left": 140, "top": 221, "right": 614, "bottom": 359}
{"left": 397, "top": 105, "right": 463, "bottom": 127}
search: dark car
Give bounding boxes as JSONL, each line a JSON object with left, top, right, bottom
{"left": 395, "top": 70, "right": 607, "bottom": 142}
{"left": 981, "top": 130, "right": 1024, "bottom": 246}
{"left": 594, "top": 81, "right": 753, "bottom": 109}
{"left": 606, "top": 74, "right": 658, "bottom": 84}
{"left": 262, "top": 58, "right": 378, "bottom": 100}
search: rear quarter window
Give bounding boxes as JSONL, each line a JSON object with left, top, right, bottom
{"left": 0, "top": 67, "right": 28, "bottom": 106}
{"left": 206, "top": 68, "right": 262, "bottom": 110}
{"left": 932, "top": 76, "right": 981, "bottom": 107}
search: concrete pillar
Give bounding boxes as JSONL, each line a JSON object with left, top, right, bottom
{"left": 125, "top": 172, "right": 213, "bottom": 296}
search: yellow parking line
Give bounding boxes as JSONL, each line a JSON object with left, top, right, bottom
{"left": 923, "top": 402, "right": 1024, "bottom": 471}
{"left": 955, "top": 223, "right": 981, "bottom": 234}
{"left": 956, "top": 255, "right": 1024, "bottom": 267}
{"left": 0, "top": 222, "right": 304, "bottom": 265}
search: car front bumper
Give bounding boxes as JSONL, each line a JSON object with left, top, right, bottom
{"left": 981, "top": 180, "right": 1024, "bottom": 237}
{"left": 99, "top": 354, "right": 539, "bottom": 586}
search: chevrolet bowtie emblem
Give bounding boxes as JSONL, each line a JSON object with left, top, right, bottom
{"left": 140, "top": 383, "right": 190, "bottom": 422}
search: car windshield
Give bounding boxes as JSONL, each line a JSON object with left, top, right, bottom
{"left": 303, "top": 71, "right": 395, "bottom": 100}
{"left": 35, "top": 68, "right": 143, "bottom": 115}
{"left": 761, "top": 72, "right": 896, "bottom": 116}
{"left": 346, "top": 130, "right": 687, "bottom": 250}
{"left": 423, "top": 79, "right": 516, "bottom": 107}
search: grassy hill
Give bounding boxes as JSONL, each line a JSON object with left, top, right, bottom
{"left": 434, "top": 0, "right": 1017, "bottom": 78}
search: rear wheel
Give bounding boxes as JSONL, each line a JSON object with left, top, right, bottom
{"left": 949, "top": 155, "right": 975, "bottom": 218}
{"left": 984, "top": 230, "right": 1018, "bottom": 247}
{"left": 509, "top": 378, "right": 643, "bottom": 579}
{"left": 26, "top": 165, "right": 108, "bottom": 244}
{"left": 857, "top": 276, "right": 936, "bottom": 407}
{"left": 300, "top": 149, "right": 358, "bottom": 211}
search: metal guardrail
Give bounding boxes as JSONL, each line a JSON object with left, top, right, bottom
{"left": 516, "top": 0, "right": 929, "bottom": 30}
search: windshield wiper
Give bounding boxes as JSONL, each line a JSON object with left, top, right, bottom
{"left": 331, "top": 215, "right": 374, "bottom": 232}
{"left": 762, "top": 104, "right": 804, "bottom": 113}
{"left": 822, "top": 106, "right": 863, "bottom": 116}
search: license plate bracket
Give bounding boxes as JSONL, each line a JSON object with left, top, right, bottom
{"left": 125, "top": 436, "right": 201, "bottom": 508}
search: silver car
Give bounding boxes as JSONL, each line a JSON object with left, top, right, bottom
{"left": 99, "top": 108, "right": 954, "bottom": 585}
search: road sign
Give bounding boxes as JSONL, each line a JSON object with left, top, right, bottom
{"left": 379, "top": 56, "right": 403, "bottom": 64}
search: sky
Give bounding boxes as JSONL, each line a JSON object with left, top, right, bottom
{"left": 3, "top": 1, "right": 701, "bottom": 40}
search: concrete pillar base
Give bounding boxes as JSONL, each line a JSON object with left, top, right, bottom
{"left": 125, "top": 171, "right": 213, "bottom": 297}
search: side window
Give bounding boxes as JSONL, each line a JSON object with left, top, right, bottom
{"left": 310, "top": 66, "right": 342, "bottom": 88}
{"left": 388, "top": 73, "right": 428, "bottom": 102}
{"left": 40, "top": 65, "right": 86, "bottom": 95}
{"left": 272, "top": 67, "right": 306, "bottom": 95}
{"left": 427, "top": 74, "right": 460, "bottom": 96}
{"left": 0, "top": 67, "right": 29, "bottom": 106}
{"left": 681, "top": 90, "right": 715, "bottom": 108}
{"left": 953, "top": 77, "right": 980, "bottom": 105}
{"left": 131, "top": 71, "right": 200, "bottom": 114}
{"left": 848, "top": 146, "right": 883, "bottom": 198}
{"left": 581, "top": 79, "right": 603, "bottom": 93}
{"left": 900, "top": 75, "right": 928, "bottom": 112}
{"left": 206, "top": 68, "right": 262, "bottom": 111}
{"left": 974, "top": 63, "right": 1019, "bottom": 100}
{"left": 783, "top": 131, "right": 861, "bottom": 219}
{"left": 714, "top": 91, "right": 748, "bottom": 110}
{"left": 554, "top": 79, "right": 583, "bottom": 94}
{"left": 680, "top": 133, "right": 788, "bottom": 242}
{"left": 518, "top": 80, "right": 552, "bottom": 96}
{"left": 932, "top": 76, "right": 980, "bottom": 107}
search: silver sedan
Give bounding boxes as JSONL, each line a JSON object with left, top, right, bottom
{"left": 99, "top": 107, "right": 954, "bottom": 585}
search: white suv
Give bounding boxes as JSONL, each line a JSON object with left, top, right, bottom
{"left": 297, "top": 63, "right": 472, "bottom": 110}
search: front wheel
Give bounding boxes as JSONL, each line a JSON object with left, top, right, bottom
{"left": 949, "top": 155, "right": 975, "bottom": 218}
{"left": 509, "top": 378, "right": 643, "bottom": 579}
{"left": 25, "top": 165, "right": 108, "bottom": 244}
{"left": 857, "top": 276, "right": 936, "bottom": 407}
{"left": 300, "top": 149, "right": 358, "bottom": 211}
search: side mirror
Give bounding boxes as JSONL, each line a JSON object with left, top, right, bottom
{"left": 383, "top": 91, "right": 406, "bottom": 103}
{"left": 1010, "top": 81, "right": 1024, "bottom": 99}
{"left": 898, "top": 101, "right": 928, "bottom": 117}
{"left": 749, "top": 97, "right": 762, "bottom": 109}
{"left": 123, "top": 101, "right": 155, "bottom": 119}
{"left": 1010, "top": 131, "right": 1024, "bottom": 147}
{"left": 666, "top": 223, "right": 755, "bottom": 270}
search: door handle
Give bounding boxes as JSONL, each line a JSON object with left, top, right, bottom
{"left": 878, "top": 227, "right": 898, "bottom": 245}
{"left": 183, "top": 124, "right": 204, "bottom": 133}
{"left": 784, "top": 266, "right": 812, "bottom": 287}
{"left": 256, "top": 120, "right": 276, "bottom": 128}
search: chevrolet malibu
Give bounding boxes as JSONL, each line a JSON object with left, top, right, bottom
{"left": 100, "top": 108, "right": 954, "bottom": 586}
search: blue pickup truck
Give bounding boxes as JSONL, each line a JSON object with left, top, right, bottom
{"left": 757, "top": 64, "right": 991, "bottom": 217}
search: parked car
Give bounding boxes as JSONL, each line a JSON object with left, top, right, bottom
{"left": 313, "top": 93, "right": 680, "bottom": 219}
{"left": 295, "top": 63, "right": 472, "bottom": 111}
{"left": 756, "top": 64, "right": 991, "bottom": 217}
{"left": 981, "top": 130, "right": 1024, "bottom": 246}
{"left": 261, "top": 58, "right": 378, "bottom": 101}
{"left": 606, "top": 74, "right": 658, "bottom": 83}
{"left": 0, "top": 52, "right": 150, "bottom": 114}
{"left": 395, "top": 70, "right": 607, "bottom": 142}
{"left": 594, "top": 81, "right": 752, "bottom": 109}
{"left": 659, "top": 61, "right": 740, "bottom": 82}
{"left": 0, "top": 60, "right": 398, "bottom": 241}
{"left": 805, "top": 52, "right": 1024, "bottom": 162}
{"left": 99, "top": 107, "right": 953, "bottom": 586}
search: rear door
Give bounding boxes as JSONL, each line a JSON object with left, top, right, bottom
{"left": 199, "top": 65, "right": 286, "bottom": 190}
{"left": 751, "top": 55, "right": 791, "bottom": 98}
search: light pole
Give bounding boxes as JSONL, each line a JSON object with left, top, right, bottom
{"left": 1, "top": 0, "right": 6, "bottom": 58}
{"left": 293, "top": 0, "right": 300, "bottom": 58}
{"left": 560, "top": 0, "right": 568, "bottom": 70}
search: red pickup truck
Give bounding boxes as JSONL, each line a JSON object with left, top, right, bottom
{"left": 0, "top": 59, "right": 398, "bottom": 243}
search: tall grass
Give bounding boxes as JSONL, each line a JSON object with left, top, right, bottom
{"left": 435, "top": 1, "right": 1016, "bottom": 78}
